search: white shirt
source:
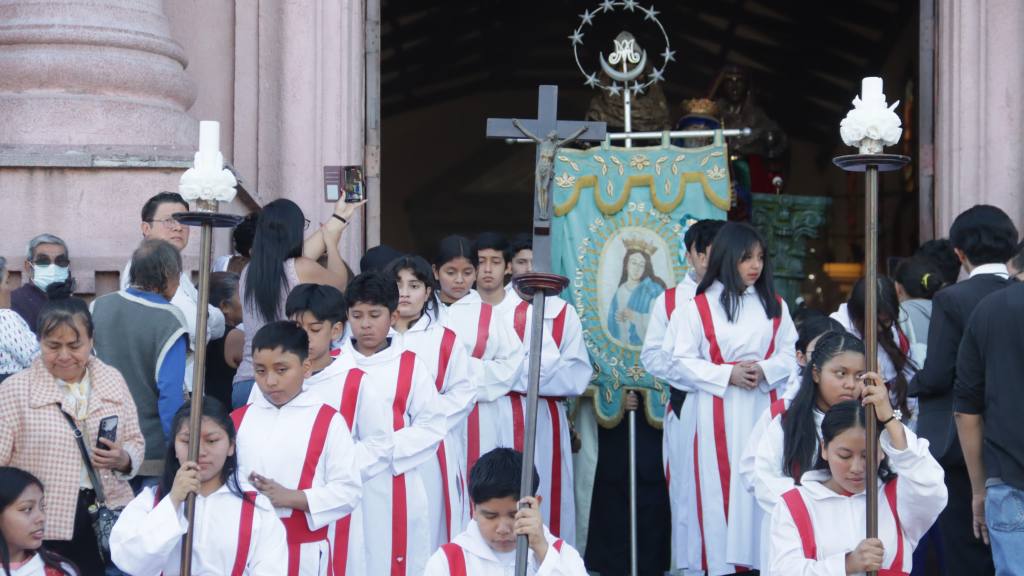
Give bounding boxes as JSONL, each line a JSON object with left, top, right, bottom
{"left": 503, "top": 296, "right": 592, "bottom": 397}
{"left": 110, "top": 484, "right": 287, "bottom": 575}
{"left": 969, "top": 262, "right": 1010, "bottom": 279}
{"left": 437, "top": 290, "right": 523, "bottom": 402}
{"left": 0, "top": 309, "right": 38, "bottom": 375}
{"left": 768, "top": 426, "right": 947, "bottom": 576}
{"left": 642, "top": 273, "right": 699, "bottom": 389}
{"left": 423, "top": 519, "right": 588, "bottom": 576}
{"left": 7, "top": 554, "right": 77, "bottom": 576}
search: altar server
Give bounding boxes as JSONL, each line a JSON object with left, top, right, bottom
{"left": 781, "top": 315, "right": 846, "bottom": 400}
{"left": 423, "top": 448, "right": 588, "bottom": 576}
{"left": 738, "top": 331, "right": 868, "bottom": 574}
{"left": 639, "top": 218, "right": 722, "bottom": 571}
{"left": 343, "top": 271, "right": 447, "bottom": 576}
{"left": 500, "top": 265, "right": 591, "bottom": 546}
{"left": 271, "top": 283, "right": 393, "bottom": 576}
{"left": 671, "top": 222, "right": 797, "bottom": 574}
{"left": 232, "top": 322, "right": 362, "bottom": 576}
{"left": 386, "top": 255, "right": 476, "bottom": 548}
{"left": 433, "top": 236, "right": 523, "bottom": 480}
{"left": 110, "top": 399, "right": 287, "bottom": 575}
{"left": 768, "top": 397, "right": 946, "bottom": 575}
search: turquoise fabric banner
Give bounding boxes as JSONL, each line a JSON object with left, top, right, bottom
{"left": 551, "top": 134, "right": 730, "bottom": 427}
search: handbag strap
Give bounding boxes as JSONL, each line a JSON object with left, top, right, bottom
{"left": 60, "top": 411, "right": 107, "bottom": 505}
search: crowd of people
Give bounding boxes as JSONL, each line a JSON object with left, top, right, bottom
{"left": 0, "top": 191, "right": 1021, "bottom": 576}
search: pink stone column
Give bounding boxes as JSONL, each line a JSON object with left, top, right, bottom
{"left": 0, "top": 0, "right": 197, "bottom": 150}
{"left": 935, "top": 0, "right": 1024, "bottom": 235}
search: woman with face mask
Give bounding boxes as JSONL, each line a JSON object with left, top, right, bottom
{"left": 0, "top": 257, "right": 39, "bottom": 383}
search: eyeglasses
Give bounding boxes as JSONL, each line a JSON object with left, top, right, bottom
{"left": 33, "top": 255, "right": 70, "bottom": 267}
{"left": 146, "top": 217, "right": 185, "bottom": 230}
{"left": 304, "top": 218, "right": 311, "bottom": 230}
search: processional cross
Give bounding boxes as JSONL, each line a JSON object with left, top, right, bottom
{"left": 485, "top": 86, "right": 605, "bottom": 576}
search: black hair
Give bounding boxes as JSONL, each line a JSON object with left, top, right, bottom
{"left": 232, "top": 212, "right": 259, "bottom": 258}
{"left": 505, "top": 233, "right": 533, "bottom": 263}
{"left": 244, "top": 199, "right": 305, "bottom": 323}
{"left": 894, "top": 257, "right": 944, "bottom": 300}
{"left": 158, "top": 398, "right": 251, "bottom": 505}
{"left": 141, "top": 191, "right": 188, "bottom": 222}
{"left": 360, "top": 244, "right": 404, "bottom": 273}
{"left": 796, "top": 316, "right": 846, "bottom": 354}
{"left": 814, "top": 400, "right": 895, "bottom": 483}
{"left": 285, "top": 283, "right": 347, "bottom": 325}
{"left": 783, "top": 331, "right": 865, "bottom": 480}
{"left": 37, "top": 297, "right": 93, "bottom": 342}
{"left": 434, "top": 235, "right": 477, "bottom": 269}
{"left": 209, "top": 271, "right": 240, "bottom": 309}
{"left": 948, "top": 204, "right": 1019, "bottom": 266}
{"left": 474, "top": 232, "right": 509, "bottom": 263}
{"left": 1011, "top": 241, "right": 1024, "bottom": 277}
{"left": 252, "top": 320, "right": 309, "bottom": 361}
{"left": 913, "top": 238, "right": 961, "bottom": 286}
{"left": 129, "top": 239, "right": 183, "bottom": 295}
{"left": 696, "top": 222, "right": 782, "bottom": 322}
{"left": 847, "top": 276, "right": 913, "bottom": 418}
{"left": 0, "top": 467, "right": 77, "bottom": 576}
{"left": 683, "top": 219, "right": 726, "bottom": 254}
{"left": 345, "top": 271, "right": 399, "bottom": 312}
{"left": 469, "top": 448, "right": 540, "bottom": 505}
{"left": 792, "top": 306, "right": 826, "bottom": 331}
{"left": 385, "top": 255, "right": 439, "bottom": 322}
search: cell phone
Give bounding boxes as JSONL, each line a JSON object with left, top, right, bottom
{"left": 343, "top": 166, "right": 365, "bottom": 203}
{"left": 96, "top": 415, "right": 118, "bottom": 449}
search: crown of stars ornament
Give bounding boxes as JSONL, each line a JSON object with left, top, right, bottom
{"left": 570, "top": 0, "right": 674, "bottom": 97}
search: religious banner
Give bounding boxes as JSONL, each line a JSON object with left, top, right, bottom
{"left": 552, "top": 133, "right": 730, "bottom": 427}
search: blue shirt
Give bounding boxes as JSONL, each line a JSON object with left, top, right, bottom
{"left": 125, "top": 288, "right": 187, "bottom": 439}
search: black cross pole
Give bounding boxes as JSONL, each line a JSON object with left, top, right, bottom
{"left": 485, "top": 85, "right": 605, "bottom": 576}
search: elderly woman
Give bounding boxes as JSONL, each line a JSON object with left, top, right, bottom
{"left": 0, "top": 297, "right": 145, "bottom": 573}
{"left": 0, "top": 256, "right": 38, "bottom": 382}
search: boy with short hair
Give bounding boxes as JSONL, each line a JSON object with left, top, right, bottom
{"left": 475, "top": 232, "right": 512, "bottom": 307}
{"left": 272, "top": 283, "right": 393, "bottom": 575}
{"left": 232, "top": 321, "right": 362, "bottom": 576}
{"left": 343, "top": 271, "right": 447, "bottom": 575}
{"left": 424, "top": 448, "right": 588, "bottom": 575}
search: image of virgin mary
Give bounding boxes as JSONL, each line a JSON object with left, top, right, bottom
{"left": 607, "top": 244, "right": 667, "bottom": 346}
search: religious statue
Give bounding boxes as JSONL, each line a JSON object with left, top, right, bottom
{"left": 512, "top": 119, "right": 587, "bottom": 221}
{"left": 607, "top": 237, "right": 667, "bottom": 346}
{"left": 708, "top": 65, "right": 788, "bottom": 221}
{"left": 672, "top": 98, "right": 720, "bottom": 148}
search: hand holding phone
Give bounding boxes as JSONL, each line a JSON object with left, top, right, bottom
{"left": 96, "top": 415, "right": 118, "bottom": 450}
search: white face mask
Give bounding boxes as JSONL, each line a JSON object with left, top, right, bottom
{"left": 32, "top": 264, "right": 69, "bottom": 291}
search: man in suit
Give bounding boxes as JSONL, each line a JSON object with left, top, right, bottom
{"left": 909, "top": 204, "right": 1019, "bottom": 575}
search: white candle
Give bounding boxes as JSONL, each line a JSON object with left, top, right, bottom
{"left": 861, "top": 77, "right": 884, "bottom": 103}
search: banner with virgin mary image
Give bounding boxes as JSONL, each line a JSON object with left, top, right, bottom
{"left": 551, "top": 133, "right": 730, "bottom": 426}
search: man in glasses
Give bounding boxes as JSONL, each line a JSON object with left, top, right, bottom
{"left": 121, "top": 191, "right": 226, "bottom": 393}
{"left": 12, "top": 233, "right": 73, "bottom": 333}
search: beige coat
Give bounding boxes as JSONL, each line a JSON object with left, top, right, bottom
{"left": 0, "top": 357, "right": 145, "bottom": 540}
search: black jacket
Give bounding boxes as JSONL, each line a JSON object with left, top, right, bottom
{"left": 909, "top": 271, "right": 1010, "bottom": 462}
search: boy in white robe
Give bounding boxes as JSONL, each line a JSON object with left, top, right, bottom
{"left": 639, "top": 218, "right": 722, "bottom": 574}
{"left": 424, "top": 448, "right": 588, "bottom": 576}
{"left": 344, "top": 271, "right": 447, "bottom": 576}
{"left": 500, "top": 283, "right": 591, "bottom": 546}
{"left": 264, "top": 283, "right": 393, "bottom": 575}
{"left": 232, "top": 321, "right": 362, "bottom": 576}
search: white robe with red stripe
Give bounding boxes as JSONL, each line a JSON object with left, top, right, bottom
{"left": 498, "top": 293, "right": 592, "bottom": 546}
{"left": 343, "top": 341, "right": 448, "bottom": 576}
{"left": 670, "top": 281, "right": 797, "bottom": 575}
{"left": 768, "top": 426, "right": 946, "bottom": 576}
{"left": 391, "top": 315, "right": 476, "bottom": 549}
{"left": 640, "top": 273, "right": 698, "bottom": 572}
{"left": 232, "top": 391, "right": 363, "bottom": 576}
{"left": 422, "top": 519, "right": 588, "bottom": 576}
{"left": 110, "top": 484, "right": 288, "bottom": 576}
{"left": 278, "top": 353, "right": 394, "bottom": 576}
{"left": 437, "top": 290, "right": 524, "bottom": 481}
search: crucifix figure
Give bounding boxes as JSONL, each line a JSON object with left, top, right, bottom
{"left": 486, "top": 85, "right": 606, "bottom": 272}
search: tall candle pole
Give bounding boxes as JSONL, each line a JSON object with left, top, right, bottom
{"left": 174, "top": 121, "right": 243, "bottom": 576}
{"left": 835, "top": 77, "right": 908, "bottom": 576}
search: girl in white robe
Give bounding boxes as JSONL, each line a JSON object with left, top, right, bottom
{"left": 387, "top": 255, "right": 476, "bottom": 549}
{"left": 0, "top": 467, "right": 77, "bottom": 576}
{"left": 432, "top": 236, "right": 523, "bottom": 482}
{"left": 768, "top": 395, "right": 946, "bottom": 575}
{"left": 110, "top": 399, "right": 288, "bottom": 575}
{"left": 670, "top": 222, "right": 797, "bottom": 575}
{"left": 501, "top": 292, "right": 591, "bottom": 545}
